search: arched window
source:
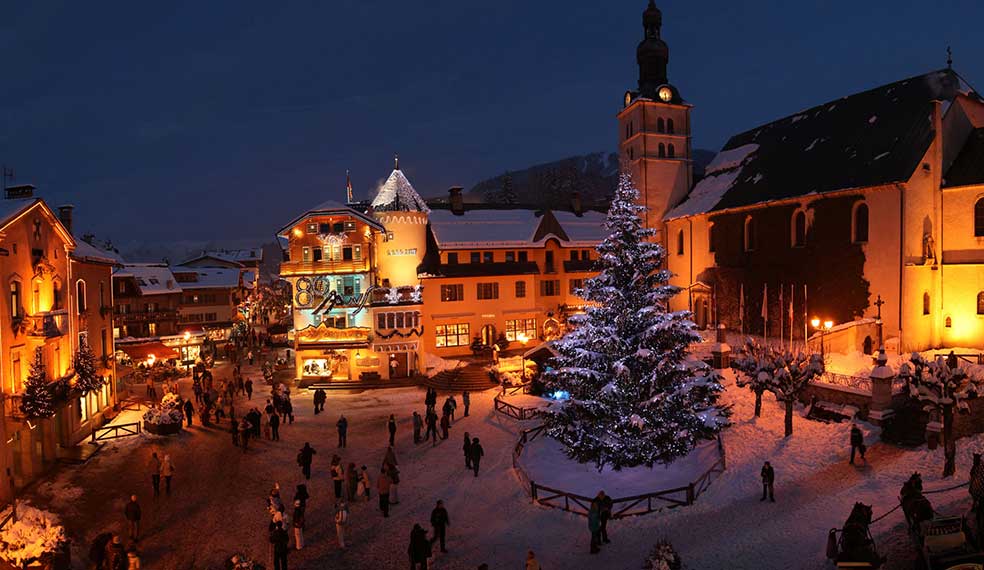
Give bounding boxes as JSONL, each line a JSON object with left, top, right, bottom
{"left": 923, "top": 292, "right": 931, "bottom": 315}
{"left": 658, "top": 143, "right": 666, "bottom": 158}
{"left": 945, "top": 316, "right": 952, "bottom": 328}
{"left": 9, "top": 280, "right": 21, "bottom": 320}
{"left": 657, "top": 118, "right": 665, "bottom": 133}
{"left": 853, "top": 202, "right": 869, "bottom": 243}
{"left": 52, "top": 278, "right": 63, "bottom": 311}
{"left": 744, "top": 216, "right": 756, "bottom": 252}
{"left": 667, "top": 143, "right": 675, "bottom": 158}
{"left": 978, "top": 291, "right": 984, "bottom": 315}
{"left": 792, "top": 211, "right": 806, "bottom": 247}
{"left": 708, "top": 222, "right": 716, "bottom": 253}
{"left": 666, "top": 118, "right": 675, "bottom": 134}
{"left": 976, "top": 198, "right": 984, "bottom": 237}
{"left": 676, "top": 229, "right": 684, "bottom": 255}
{"left": 76, "top": 280, "right": 87, "bottom": 314}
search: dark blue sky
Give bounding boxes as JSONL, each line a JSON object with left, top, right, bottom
{"left": 2, "top": 1, "right": 981, "bottom": 242}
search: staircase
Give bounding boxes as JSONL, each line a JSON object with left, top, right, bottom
{"left": 423, "top": 362, "right": 497, "bottom": 391}
{"left": 301, "top": 377, "right": 421, "bottom": 391}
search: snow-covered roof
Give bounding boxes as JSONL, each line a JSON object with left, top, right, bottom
{"left": 428, "top": 209, "right": 541, "bottom": 248}
{"left": 71, "top": 239, "right": 123, "bottom": 265}
{"left": 277, "top": 200, "right": 384, "bottom": 238}
{"left": 182, "top": 248, "right": 263, "bottom": 267}
{"left": 171, "top": 267, "right": 242, "bottom": 290}
{"left": 0, "top": 198, "right": 38, "bottom": 230}
{"left": 667, "top": 144, "right": 759, "bottom": 219}
{"left": 551, "top": 211, "right": 609, "bottom": 245}
{"left": 371, "top": 169, "right": 430, "bottom": 213}
{"left": 114, "top": 264, "right": 182, "bottom": 295}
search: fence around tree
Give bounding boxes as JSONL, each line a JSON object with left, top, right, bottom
{"left": 512, "top": 424, "right": 727, "bottom": 518}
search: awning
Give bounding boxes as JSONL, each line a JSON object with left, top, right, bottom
{"left": 118, "top": 342, "right": 179, "bottom": 361}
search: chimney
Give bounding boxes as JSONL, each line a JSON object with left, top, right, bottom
{"left": 571, "top": 192, "right": 583, "bottom": 217}
{"left": 4, "top": 184, "right": 35, "bottom": 200}
{"left": 57, "top": 204, "right": 74, "bottom": 233}
{"left": 449, "top": 186, "right": 464, "bottom": 215}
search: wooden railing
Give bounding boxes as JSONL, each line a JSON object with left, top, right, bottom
{"left": 513, "top": 426, "right": 727, "bottom": 519}
{"left": 494, "top": 393, "right": 541, "bottom": 421}
{"left": 119, "top": 399, "right": 141, "bottom": 412}
{"left": 91, "top": 422, "right": 141, "bottom": 442}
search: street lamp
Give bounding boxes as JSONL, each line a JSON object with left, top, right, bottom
{"left": 517, "top": 333, "right": 530, "bottom": 381}
{"left": 811, "top": 317, "right": 834, "bottom": 355}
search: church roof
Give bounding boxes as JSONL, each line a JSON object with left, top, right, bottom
{"left": 943, "top": 127, "right": 984, "bottom": 188}
{"left": 371, "top": 169, "right": 430, "bottom": 213}
{"left": 668, "top": 68, "right": 980, "bottom": 219}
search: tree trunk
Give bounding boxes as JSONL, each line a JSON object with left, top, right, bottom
{"left": 784, "top": 399, "right": 794, "bottom": 437}
{"left": 943, "top": 403, "right": 956, "bottom": 477}
{"left": 754, "top": 390, "right": 763, "bottom": 418}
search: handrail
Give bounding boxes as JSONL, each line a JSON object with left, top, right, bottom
{"left": 91, "top": 422, "right": 141, "bottom": 442}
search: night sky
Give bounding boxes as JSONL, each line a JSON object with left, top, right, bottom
{"left": 2, "top": 1, "right": 982, "bottom": 243}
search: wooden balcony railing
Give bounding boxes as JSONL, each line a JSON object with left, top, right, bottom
{"left": 26, "top": 310, "right": 69, "bottom": 338}
{"left": 295, "top": 325, "right": 371, "bottom": 345}
{"left": 280, "top": 259, "right": 371, "bottom": 276}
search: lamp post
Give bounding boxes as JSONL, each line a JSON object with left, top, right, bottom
{"left": 182, "top": 331, "right": 191, "bottom": 373}
{"left": 517, "top": 333, "right": 530, "bottom": 381}
{"left": 810, "top": 318, "right": 833, "bottom": 355}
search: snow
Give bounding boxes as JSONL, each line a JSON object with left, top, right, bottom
{"left": 703, "top": 143, "right": 760, "bottom": 176}
{"left": 0, "top": 503, "right": 66, "bottom": 566}
{"left": 868, "top": 115, "right": 878, "bottom": 124}
{"left": 370, "top": 169, "right": 430, "bottom": 213}
{"left": 71, "top": 239, "right": 122, "bottom": 265}
{"left": 666, "top": 144, "right": 758, "bottom": 219}
{"left": 113, "top": 264, "right": 181, "bottom": 295}
{"left": 423, "top": 352, "right": 463, "bottom": 378}
{"left": 873, "top": 151, "right": 890, "bottom": 161}
{"left": 804, "top": 138, "right": 820, "bottom": 151}
{"left": 428, "top": 209, "right": 541, "bottom": 248}
{"left": 551, "top": 211, "right": 609, "bottom": 245}
{"left": 171, "top": 267, "right": 242, "bottom": 289}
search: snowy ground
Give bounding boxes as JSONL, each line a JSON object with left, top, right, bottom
{"left": 22, "top": 347, "right": 984, "bottom": 570}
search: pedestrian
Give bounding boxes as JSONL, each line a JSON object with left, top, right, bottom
{"left": 337, "top": 415, "right": 348, "bottom": 448}
{"left": 408, "top": 524, "right": 431, "bottom": 570}
{"left": 314, "top": 388, "right": 326, "bottom": 414}
{"left": 442, "top": 398, "right": 452, "bottom": 420}
{"left": 429, "top": 500, "right": 450, "bottom": 553}
{"left": 145, "top": 377, "right": 155, "bottom": 399}
{"left": 284, "top": 399, "right": 294, "bottom": 424}
{"left": 761, "top": 461, "right": 775, "bottom": 502}
{"left": 849, "top": 423, "right": 866, "bottom": 464}
{"left": 588, "top": 500, "right": 602, "bottom": 554}
{"left": 383, "top": 444, "right": 399, "bottom": 468}
{"left": 463, "top": 432, "right": 472, "bottom": 469}
{"left": 105, "top": 535, "right": 126, "bottom": 570}
{"left": 597, "top": 490, "right": 613, "bottom": 543}
{"left": 469, "top": 437, "right": 484, "bottom": 477}
{"left": 387, "top": 462, "right": 401, "bottom": 505}
{"left": 124, "top": 495, "right": 141, "bottom": 541}
{"left": 412, "top": 411, "right": 422, "bottom": 444}
{"left": 248, "top": 350, "right": 254, "bottom": 365}
{"left": 239, "top": 417, "right": 252, "bottom": 452}
{"left": 297, "top": 443, "right": 316, "bottom": 479}
{"left": 183, "top": 399, "right": 194, "bottom": 427}
{"left": 331, "top": 455, "right": 344, "bottom": 500}
{"left": 462, "top": 390, "right": 470, "bottom": 417}
{"left": 335, "top": 500, "right": 349, "bottom": 549}
{"left": 426, "top": 410, "right": 438, "bottom": 446}
{"left": 294, "top": 484, "right": 309, "bottom": 510}
{"left": 388, "top": 414, "right": 397, "bottom": 446}
{"left": 440, "top": 412, "right": 450, "bottom": 440}
{"left": 947, "top": 350, "right": 958, "bottom": 370}
{"left": 161, "top": 454, "right": 175, "bottom": 495}
{"left": 149, "top": 453, "right": 161, "bottom": 497}
{"left": 526, "top": 550, "right": 540, "bottom": 570}
{"left": 358, "top": 465, "right": 371, "bottom": 501}
{"left": 126, "top": 546, "right": 141, "bottom": 570}
{"left": 346, "top": 462, "right": 358, "bottom": 501}
{"left": 245, "top": 378, "right": 253, "bottom": 400}
{"left": 292, "top": 500, "right": 305, "bottom": 550}
{"left": 231, "top": 418, "right": 240, "bottom": 447}
{"left": 270, "top": 411, "right": 281, "bottom": 441}
{"left": 377, "top": 468, "right": 391, "bottom": 518}
{"left": 269, "top": 521, "right": 289, "bottom": 570}
{"left": 447, "top": 394, "right": 457, "bottom": 421}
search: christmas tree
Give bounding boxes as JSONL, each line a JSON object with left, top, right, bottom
{"left": 542, "top": 173, "right": 727, "bottom": 469}
{"left": 21, "top": 347, "right": 55, "bottom": 419}
{"left": 72, "top": 339, "right": 104, "bottom": 394}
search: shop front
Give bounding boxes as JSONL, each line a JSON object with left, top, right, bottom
{"left": 373, "top": 341, "right": 420, "bottom": 379}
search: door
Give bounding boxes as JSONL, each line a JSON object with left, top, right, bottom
{"left": 390, "top": 353, "right": 410, "bottom": 379}
{"left": 481, "top": 324, "right": 496, "bottom": 346}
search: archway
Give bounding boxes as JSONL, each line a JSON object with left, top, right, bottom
{"left": 481, "top": 324, "right": 496, "bottom": 346}
{"left": 862, "top": 335, "right": 873, "bottom": 355}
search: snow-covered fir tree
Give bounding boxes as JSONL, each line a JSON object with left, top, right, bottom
{"left": 72, "top": 339, "right": 104, "bottom": 395}
{"left": 21, "top": 348, "right": 55, "bottom": 419}
{"left": 542, "top": 173, "right": 727, "bottom": 469}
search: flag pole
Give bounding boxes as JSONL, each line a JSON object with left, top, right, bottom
{"left": 803, "top": 284, "right": 808, "bottom": 344}
{"left": 779, "top": 283, "right": 784, "bottom": 351}
{"left": 762, "top": 283, "right": 768, "bottom": 345}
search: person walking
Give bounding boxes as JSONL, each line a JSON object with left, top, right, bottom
{"left": 239, "top": 417, "right": 252, "bottom": 452}
{"left": 597, "top": 490, "right": 613, "bottom": 543}
{"left": 463, "top": 432, "right": 472, "bottom": 470}
{"left": 358, "top": 465, "right": 371, "bottom": 501}
{"left": 412, "top": 411, "right": 422, "bottom": 444}
{"left": 429, "top": 500, "right": 450, "bottom": 553}
{"left": 346, "top": 463, "right": 358, "bottom": 502}
{"left": 230, "top": 418, "right": 240, "bottom": 447}
{"left": 270, "top": 411, "right": 281, "bottom": 441}
{"left": 105, "top": 535, "right": 126, "bottom": 570}
{"left": 440, "top": 412, "right": 450, "bottom": 440}
{"left": 849, "top": 424, "right": 866, "bottom": 464}
{"left": 245, "top": 378, "right": 253, "bottom": 400}
{"left": 588, "top": 501, "right": 602, "bottom": 554}
{"left": 149, "top": 453, "right": 161, "bottom": 498}
{"left": 124, "top": 495, "right": 141, "bottom": 541}
{"left": 377, "top": 468, "right": 391, "bottom": 518}
{"left": 161, "top": 454, "right": 175, "bottom": 495}
{"left": 334, "top": 500, "right": 349, "bottom": 549}
{"left": 331, "top": 455, "right": 344, "bottom": 500}
{"left": 462, "top": 390, "right": 470, "bottom": 417}
{"left": 761, "top": 461, "right": 775, "bottom": 502}
{"left": 337, "top": 415, "right": 348, "bottom": 448}
{"left": 314, "top": 388, "right": 326, "bottom": 414}
{"left": 292, "top": 500, "right": 305, "bottom": 550}
{"left": 388, "top": 414, "right": 397, "bottom": 446}
{"left": 294, "top": 484, "right": 309, "bottom": 510}
{"left": 269, "top": 521, "right": 290, "bottom": 570}
{"left": 408, "top": 524, "right": 431, "bottom": 570}
{"left": 469, "top": 437, "right": 484, "bottom": 477}
{"left": 387, "top": 462, "right": 401, "bottom": 505}
{"left": 297, "top": 443, "right": 316, "bottom": 480}
{"left": 526, "top": 550, "right": 541, "bottom": 570}
{"left": 447, "top": 395, "right": 457, "bottom": 421}
{"left": 284, "top": 399, "right": 294, "bottom": 425}
{"left": 183, "top": 399, "right": 194, "bottom": 427}
{"left": 425, "top": 410, "right": 438, "bottom": 446}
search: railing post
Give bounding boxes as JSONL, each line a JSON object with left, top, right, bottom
{"left": 686, "top": 483, "right": 695, "bottom": 504}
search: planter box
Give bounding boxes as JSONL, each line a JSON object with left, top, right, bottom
{"left": 143, "top": 421, "right": 183, "bottom": 435}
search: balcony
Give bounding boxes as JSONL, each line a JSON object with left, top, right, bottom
{"left": 281, "top": 259, "right": 371, "bottom": 277}
{"left": 114, "top": 308, "right": 178, "bottom": 322}
{"left": 26, "top": 310, "right": 69, "bottom": 338}
{"left": 295, "top": 324, "right": 371, "bottom": 348}
{"left": 370, "top": 285, "right": 422, "bottom": 306}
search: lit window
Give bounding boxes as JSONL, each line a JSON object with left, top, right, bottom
{"left": 505, "top": 319, "right": 536, "bottom": 341}
{"left": 306, "top": 223, "right": 317, "bottom": 234}
{"left": 9, "top": 281, "right": 20, "bottom": 320}
{"left": 435, "top": 323, "right": 469, "bottom": 347}
{"left": 302, "top": 247, "right": 311, "bottom": 262}
{"left": 440, "top": 284, "right": 464, "bottom": 302}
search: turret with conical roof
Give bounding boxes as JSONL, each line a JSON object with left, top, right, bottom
{"left": 371, "top": 157, "right": 431, "bottom": 213}
{"left": 371, "top": 156, "right": 429, "bottom": 288}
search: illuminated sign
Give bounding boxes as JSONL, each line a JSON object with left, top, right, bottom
{"left": 387, "top": 248, "right": 418, "bottom": 256}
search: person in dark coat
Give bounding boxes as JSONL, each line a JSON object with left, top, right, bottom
{"left": 124, "top": 495, "right": 141, "bottom": 541}
{"left": 761, "top": 461, "right": 775, "bottom": 502}
{"left": 270, "top": 521, "right": 290, "bottom": 570}
{"left": 245, "top": 378, "right": 253, "bottom": 400}
{"left": 596, "top": 490, "right": 613, "bottom": 543}
{"left": 408, "top": 523, "right": 431, "bottom": 569}
{"left": 440, "top": 413, "right": 450, "bottom": 440}
{"left": 314, "top": 389, "right": 326, "bottom": 414}
{"left": 469, "top": 437, "right": 484, "bottom": 477}
{"left": 294, "top": 484, "right": 310, "bottom": 510}
{"left": 462, "top": 390, "right": 470, "bottom": 417}
{"left": 388, "top": 414, "right": 397, "bottom": 446}
{"left": 463, "top": 432, "right": 472, "bottom": 469}
{"left": 183, "top": 399, "right": 194, "bottom": 427}
{"left": 377, "top": 469, "right": 391, "bottom": 518}
{"left": 297, "top": 443, "right": 316, "bottom": 480}
{"left": 412, "top": 411, "right": 422, "bottom": 444}
{"left": 270, "top": 412, "right": 281, "bottom": 441}
{"left": 149, "top": 452, "right": 161, "bottom": 497}
{"left": 425, "top": 410, "right": 438, "bottom": 446}
{"left": 88, "top": 532, "right": 112, "bottom": 569}
{"left": 429, "top": 500, "right": 450, "bottom": 553}
{"left": 337, "top": 415, "right": 348, "bottom": 448}
{"left": 849, "top": 424, "right": 866, "bottom": 464}
{"left": 105, "top": 535, "right": 126, "bottom": 570}
{"left": 588, "top": 502, "right": 602, "bottom": 554}
{"left": 284, "top": 399, "right": 294, "bottom": 424}
{"left": 947, "top": 350, "right": 958, "bottom": 370}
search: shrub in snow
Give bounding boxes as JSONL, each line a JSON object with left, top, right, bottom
{"left": 542, "top": 173, "right": 728, "bottom": 470}
{"left": 0, "top": 503, "right": 67, "bottom": 567}
{"left": 20, "top": 348, "right": 55, "bottom": 420}
{"left": 143, "top": 392, "right": 184, "bottom": 425}
{"left": 642, "top": 538, "right": 682, "bottom": 570}
{"left": 732, "top": 341, "right": 823, "bottom": 436}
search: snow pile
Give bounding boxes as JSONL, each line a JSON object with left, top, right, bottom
{"left": 142, "top": 392, "right": 183, "bottom": 425}
{"left": 370, "top": 169, "right": 430, "bottom": 213}
{"left": 423, "top": 353, "right": 463, "bottom": 378}
{"left": 643, "top": 539, "right": 683, "bottom": 570}
{"left": 492, "top": 356, "right": 536, "bottom": 385}
{"left": 666, "top": 144, "right": 758, "bottom": 219}
{"left": 0, "top": 503, "right": 66, "bottom": 567}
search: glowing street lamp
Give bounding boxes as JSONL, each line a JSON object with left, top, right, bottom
{"left": 517, "top": 333, "right": 530, "bottom": 381}
{"left": 811, "top": 317, "right": 834, "bottom": 355}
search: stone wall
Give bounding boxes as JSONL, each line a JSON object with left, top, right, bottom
{"left": 798, "top": 383, "right": 872, "bottom": 419}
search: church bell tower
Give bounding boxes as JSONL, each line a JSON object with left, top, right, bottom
{"left": 616, "top": 1, "right": 693, "bottom": 241}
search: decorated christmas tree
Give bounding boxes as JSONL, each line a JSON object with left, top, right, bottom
{"left": 542, "top": 173, "right": 727, "bottom": 469}
{"left": 72, "top": 339, "right": 104, "bottom": 395}
{"left": 20, "top": 348, "right": 54, "bottom": 419}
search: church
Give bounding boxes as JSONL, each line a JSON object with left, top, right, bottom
{"left": 621, "top": 1, "right": 984, "bottom": 353}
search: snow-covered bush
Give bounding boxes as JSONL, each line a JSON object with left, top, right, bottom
{"left": 643, "top": 538, "right": 682, "bottom": 570}
{"left": 0, "top": 503, "right": 67, "bottom": 567}
{"left": 143, "top": 392, "right": 184, "bottom": 425}
{"left": 732, "top": 341, "right": 823, "bottom": 436}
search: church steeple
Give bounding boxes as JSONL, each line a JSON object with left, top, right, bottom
{"left": 637, "top": 1, "right": 670, "bottom": 99}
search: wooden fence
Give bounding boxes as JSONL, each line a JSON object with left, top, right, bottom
{"left": 512, "top": 425, "right": 727, "bottom": 519}
{"left": 494, "top": 395, "right": 543, "bottom": 421}
{"left": 91, "top": 422, "right": 141, "bottom": 442}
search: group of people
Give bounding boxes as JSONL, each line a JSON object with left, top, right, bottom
{"left": 414, "top": 388, "right": 470, "bottom": 447}
{"left": 587, "top": 491, "right": 613, "bottom": 554}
